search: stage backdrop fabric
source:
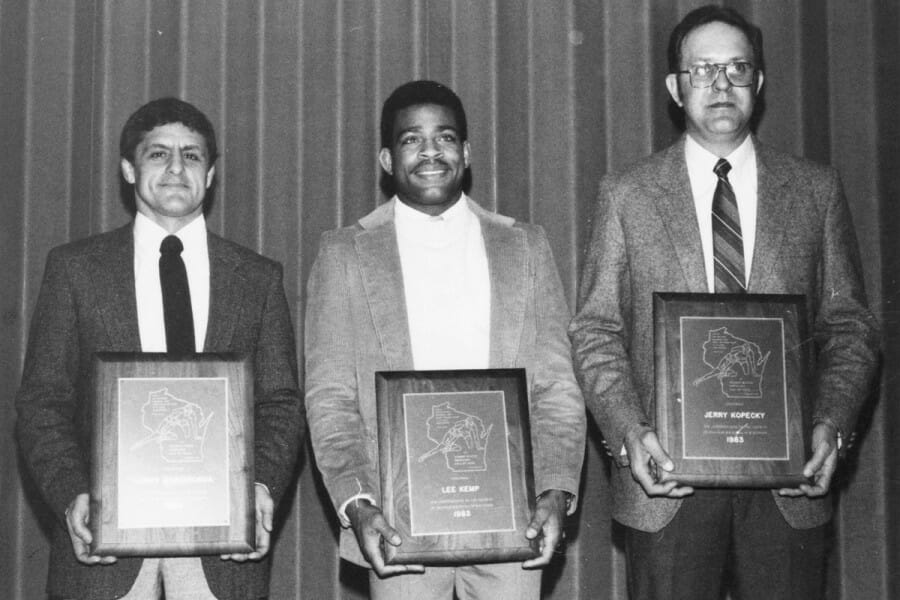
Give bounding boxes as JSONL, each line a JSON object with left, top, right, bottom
{"left": 1, "top": 1, "right": 897, "bottom": 598}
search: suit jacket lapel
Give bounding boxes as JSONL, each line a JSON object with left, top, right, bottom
{"left": 205, "top": 233, "right": 241, "bottom": 352}
{"left": 356, "top": 202, "right": 414, "bottom": 370}
{"left": 748, "top": 142, "right": 792, "bottom": 292}
{"left": 474, "top": 203, "right": 526, "bottom": 368}
{"left": 653, "top": 139, "right": 709, "bottom": 292}
{"left": 91, "top": 225, "right": 141, "bottom": 349}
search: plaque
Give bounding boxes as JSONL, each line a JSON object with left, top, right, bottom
{"left": 376, "top": 369, "right": 539, "bottom": 565}
{"left": 89, "top": 353, "right": 254, "bottom": 556}
{"left": 653, "top": 293, "right": 812, "bottom": 487}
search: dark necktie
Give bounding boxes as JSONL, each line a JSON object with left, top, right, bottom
{"left": 159, "top": 235, "right": 195, "bottom": 353}
{"left": 712, "top": 159, "right": 746, "bottom": 293}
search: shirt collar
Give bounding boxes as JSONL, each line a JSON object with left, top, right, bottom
{"left": 134, "top": 212, "right": 207, "bottom": 256}
{"left": 685, "top": 134, "right": 755, "bottom": 177}
{"left": 393, "top": 193, "right": 471, "bottom": 225}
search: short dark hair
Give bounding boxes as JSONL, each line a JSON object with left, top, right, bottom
{"left": 380, "top": 80, "right": 467, "bottom": 148}
{"left": 667, "top": 5, "right": 764, "bottom": 74}
{"left": 119, "top": 97, "right": 218, "bottom": 164}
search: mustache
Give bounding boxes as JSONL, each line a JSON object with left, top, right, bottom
{"left": 414, "top": 159, "right": 450, "bottom": 172}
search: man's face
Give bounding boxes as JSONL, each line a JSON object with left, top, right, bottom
{"left": 379, "top": 103, "right": 470, "bottom": 216}
{"left": 120, "top": 122, "right": 215, "bottom": 232}
{"left": 665, "top": 21, "right": 764, "bottom": 154}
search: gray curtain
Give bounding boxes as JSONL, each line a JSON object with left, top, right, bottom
{"left": 1, "top": 1, "right": 896, "bottom": 598}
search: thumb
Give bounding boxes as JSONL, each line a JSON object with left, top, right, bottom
{"left": 642, "top": 432, "right": 675, "bottom": 472}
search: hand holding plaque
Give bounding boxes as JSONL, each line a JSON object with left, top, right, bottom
{"left": 66, "top": 493, "right": 118, "bottom": 565}
{"left": 220, "top": 484, "right": 274, "bottom": 562}
{"left": 623, "top": 424, "right": 694, "bottom": 498}
{"left": 653, "top": 293, "right": 813, "bottom": 488}
{"left": 345, "top": 498, "right": 425, "bottom": 577}
{"left": 521, "top": 489, "right": 571, "bottom": 568}
{"left": 90, "top": 353, "right": 255, "bottom": 557}
{"left": 376, "top": 369, "right": 539, "bottom": 565}
{"left": 777, "top": 421, "right": 840, "bottom": 498}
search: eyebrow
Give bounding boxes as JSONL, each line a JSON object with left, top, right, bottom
{"left": 142, "top": 142, "right": 206, "bottom": 153}
{"left": 689, "top": 54, "right": 752, "bottom": 64}
{"left": 396, "top": 124, "right": 459, "bottom": 137}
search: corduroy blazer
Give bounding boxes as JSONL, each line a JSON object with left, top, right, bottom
{"left": 16, "top": 223, "right": 303, "bottom": 600}
{"left": 569, "top": 137, "right": 880, "bottom": 533}
{"left": 304, "top": 198, "right": 586, "bottom": 567}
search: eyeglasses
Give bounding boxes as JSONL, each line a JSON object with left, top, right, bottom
{"left": 676, "top": 61, "right": 756, "bottom": 88}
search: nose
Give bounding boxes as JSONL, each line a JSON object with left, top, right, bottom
{"left": 419, "top": 137, "right": 443, "bottom": 158}
{"left": 712, "top": 66, "right": 732, "bottom": 91}
{"left": 166, "top": 152, "right": 184, "bottom": 174}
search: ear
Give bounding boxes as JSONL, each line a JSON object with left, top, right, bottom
{"left": 378, "top": 147, "right": 393, "bottom": 174}
{"left": 120, "top": 158, "right": 136, "bottom": 184}
{"left": 665, "top": 73, "right": 683, "bottom": 107}
{"left": 462, "top": 141, "right": 471, "bottom": 169}
{"left": 205, "top": 165, "right": 216, "bottom": 189}
{"left": 755, "top": 70, "right": 765, "bottom": 95}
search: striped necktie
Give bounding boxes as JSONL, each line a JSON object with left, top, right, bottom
{"left": 712, "top": 158, "right": 746, "bottom": 293}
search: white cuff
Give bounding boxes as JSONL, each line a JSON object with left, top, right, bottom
{"left": 337, "top": 493, "right": 378, "bottom": 527}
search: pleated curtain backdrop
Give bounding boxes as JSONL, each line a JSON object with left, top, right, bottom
{"left": 1, "top": 1, "right": 897, "bottom": 598}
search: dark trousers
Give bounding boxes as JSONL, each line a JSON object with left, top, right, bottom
{"left": 622, "top": 489, "right": 826, "bottom": 600}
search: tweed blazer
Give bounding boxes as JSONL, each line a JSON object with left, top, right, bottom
{"left": 15, "top": 223, "right": 303, "bottom": 600}
{"left": 569, "top": 137, "right": 880, "bottom": 532}
{"left": 305, "top": 198, "right": 586, "bottom": 567}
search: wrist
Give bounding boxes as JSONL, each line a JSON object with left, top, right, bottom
{"left": 624, "top": 420, "right": 654, "bottom": 444}
{"left": 813, "top": 419, "right": 843, "bottom": 448}
{"left": 537, "top": 489, "right": 574, "bottom": 513}
{"left": 344, "top": 497, "right": 373, "bottom": 524}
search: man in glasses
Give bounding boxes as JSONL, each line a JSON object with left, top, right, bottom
{"left": 570, "top": 5, "right": 878, "bottom": 599}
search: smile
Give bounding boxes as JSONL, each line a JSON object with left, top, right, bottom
{"left": 413, "top": 162, "right": 450, "bottom": 177}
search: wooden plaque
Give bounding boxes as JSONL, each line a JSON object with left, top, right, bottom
{"left": 654, "top": 293, "right": 812, "bottom": 487}
{"left": 90, "top": 352, "right": 254, "bottom": 556}
{"left": 376, "top": 369, "right": 539, "bottom": 565}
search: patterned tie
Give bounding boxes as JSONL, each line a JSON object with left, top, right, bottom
{"left": 712, "top": 159, "right": 746, "bottom": 293}
{"left": 159, "top": 235, "right": 196, "bottom": 353}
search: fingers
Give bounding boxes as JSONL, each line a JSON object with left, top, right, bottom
{"left": 779, "top": 424, "right": 838, "bottom": 498}
{"left": 802, "top": 437, "right": 832, "bottom": 479}
{"left": 799, "top": 437, "right": 838, "bottom": 497}
{"left": 641, "top": 431, "right": 675, "bottom": 473}
{"left": 258, "top": 492, "right": 274, "bottom": 533}
{"left": 350, "top": 503, "right": 423, "bottom": 576}
{"left": 225, "top": 517, "right": 270, "bottom": 562}
{"left": 253, "top": 486, "right": 274, "bottom": 558}
{"left": 522, "top": 490, "right": 576, "bottom": 568}
{"left": 66, "top": 494, "right": 95, "bottom": 564}
{"left": 222, "top": 486, "right": 274, "bottom": 562}
{"left": 66, "top": 494, "right": 116, "bottom": 565}
{"left": 522, "top": 500, "right": 565, "bottom": 568}
{"left": 367, "top": 512, "right": 424, "bottom": 575}
{"left": 524, "top": 492, "right": 557, "bottom": 540}
{"left": 521, "top": 532, "right": 559, "bottom": 569}
{"left": 626, "top": 430, "right": 693, "bottom": 498}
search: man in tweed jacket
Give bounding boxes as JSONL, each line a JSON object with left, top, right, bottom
{"left": 569, "top": 6, "right": 879, "bottom": 599}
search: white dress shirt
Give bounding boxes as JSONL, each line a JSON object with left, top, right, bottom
{"left": 684, "top": 134, "right": 758, "bottom": 292}
{"left": 394, "top": 195, "right": 491, "bottom": 370}
{"left": 133, "top": 212, "right": 210, "bottom": 352}
{"left": 127, "top": 213, "right": 216, "bottom": 596}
